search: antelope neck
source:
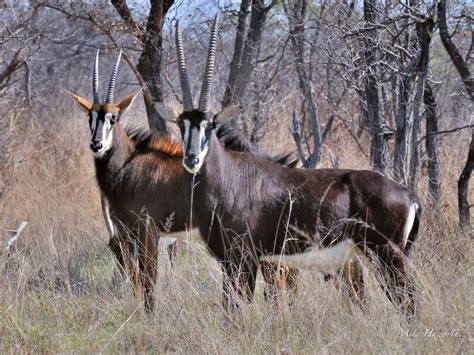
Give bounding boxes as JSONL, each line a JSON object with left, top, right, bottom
{"left": 94, "top": 125, "right": 134, "bottom": 193}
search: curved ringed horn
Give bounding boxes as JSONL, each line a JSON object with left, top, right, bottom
{"left": 93, "top": 49, "right": 100, "bottom": 104}
{"left": 105, "top": 50, "right": 122, "bottom": 104}
{"left": 175, "top": 21, "right": 194, "bottom": 112}
{"left": 198, "top": 15, "right": 220, "bottom": 113}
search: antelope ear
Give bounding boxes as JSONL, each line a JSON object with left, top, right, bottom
{"left": 154, "top": 102, "right": 179, "bottom": 123}
{"left": 116, "top": 91, "right": 140, "bottom": 120}
{"left": 214, "top": 105, "right": 241, "bottom": 124}
{"left": 65, "top": 90, "right": 92, "bottom": 113}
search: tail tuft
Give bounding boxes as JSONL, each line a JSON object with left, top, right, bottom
{"left": 405, "top": 202, "right": 421, "bottom": 256}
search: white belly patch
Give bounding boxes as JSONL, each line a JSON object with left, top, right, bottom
{"left": 161, "top": 227, "right": 199, "bottom": 241}
{"left": 260, "top": 239, "right": 355, "bottom": 274}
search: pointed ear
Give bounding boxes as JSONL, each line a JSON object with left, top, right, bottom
{"left": 65, "top": 90, "right": 92, "bottom": 113}
{"left": 214, "top": 105, "right": 242, "bottom": 124}
{"left": 154, "top": 102, "right": 179, "bottom": 124}
{"left": 116, "top": 91, "right": 140, "bottom": 119}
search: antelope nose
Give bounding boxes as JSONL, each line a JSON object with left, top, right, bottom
{"left": 90, "top": 141, "right": 103, "bottom": 152}
{"left": 185, "top": 155, "right": 200, "bottom": 167}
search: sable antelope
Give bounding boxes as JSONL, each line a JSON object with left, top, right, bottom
{"left": 167, "top": 17, "right": 421, "bottom": 319}
{"left": 67, "top": 51, "right": 301, "bottom": 311}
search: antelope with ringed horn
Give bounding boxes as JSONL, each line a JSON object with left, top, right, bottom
{"left": 167, "top": 16, "right": 422, "bottom": 319}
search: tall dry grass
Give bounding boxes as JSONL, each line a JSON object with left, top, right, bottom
{"left": 0, "top": 110, "right": 472, "bottom": 353}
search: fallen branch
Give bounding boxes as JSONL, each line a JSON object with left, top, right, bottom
{"left": 5, "top": 221, "right": 28, "bottom": 254}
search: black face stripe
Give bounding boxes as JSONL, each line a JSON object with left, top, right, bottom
{"left": 179, "top": 111, "right": 214, "bottom": 170}
{"left": 89, "top": 110, "right": 107, "bottom": 143}
{"left": 185, "top": 123, "right": 201, "bottom": 158}
{"left": 91, "top": 119, "right": 104, "bottom": 143}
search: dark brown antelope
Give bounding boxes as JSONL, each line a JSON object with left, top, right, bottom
{"left": 167, "top": 17, "right": 422, "bottom": 319}
{"left": 67, "top": 50, "right": 301, "bottom": 311}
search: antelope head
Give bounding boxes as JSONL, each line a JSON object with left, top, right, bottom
{"left": 67, "top": 51, "right": 138, "bottom": 158}
{"left": 155, "top": 16, "right": 241, "bottom": 174}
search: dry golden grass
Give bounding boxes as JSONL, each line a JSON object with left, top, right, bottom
{"left": 0, "top": 112, "right": 472, "bottom": 353}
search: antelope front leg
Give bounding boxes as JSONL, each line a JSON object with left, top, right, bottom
{"left": 108, "top": 236, "right": 127, "bottom": 279}
{"left": 102, "top": 194, "right": 128, "bottom": 281}
{"left": 112, "top": 224, "right": 141, "bottom": 296}
{"left": 221, "top": 256, "right": 258, "bottom": 314}
{"left": 137, "top": 229, "right": 158, "bottom": 313}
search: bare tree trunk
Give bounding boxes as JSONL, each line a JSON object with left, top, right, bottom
{"left": 363, "top": 0, "right": 389, "bottom": 174}
{"left": 0, "top": 49, "right": 24, "bottom": 92}
{"left": 438, "top": 0, "right": 473, "bottom": 228}
{"left": 408, "top": 17, "right": 434, "bottom": 190}
{"left": 24, "top": 62, "right": 31, "bottom": 107}
{"left": 222, "top": 0, "right": 251, "bottom": 107}
{"left": 458, "top": 131, "right": 474, "bottom": 228}
{"left": 285, "top": 0, "right": 322, "bottom": 168}
{"left": 437, "top": 1, "right": 474, "bottom": 99}
{"left": 394, "top": 63, "right": 412, "bottom": 183}
{"left": 112, "top": 0, "right": 173, "bottom": 135}
{"left": 135, "top": 0, "right": 173, "bottom": 135}
{"left": 393, "top": 16, "right": 416, "bottom": 184}
{"left": 424, "top": 83, "right": 441, "bottom": 202}
{"left": 408, "top": 75, "right": 424, "bottom": 189}
{"left": 222, "top": 0, "right": 275, "bottom": 107}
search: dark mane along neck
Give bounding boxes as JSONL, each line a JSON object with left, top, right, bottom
{"left": 215, "top": 123, "right": 298, "bottom": 167}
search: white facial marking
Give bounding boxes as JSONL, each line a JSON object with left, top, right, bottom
{"left": 402, "top": 203, "right": 418, "bottom": 249}
{"left": 183, "top": 120, "right": 208, "bottom": 174}
{"left": 93, "top": 114, "right": 114, "bottom": 158}
{"left": 91, "top": 111, "right": 98, "bottom": 136}
{"left": 183, "top": 120, "right": 190, "bottom": 152}
{"left": 260, "top": 239, "right": 355, "bottom": 274}
{"left": 190, "top": 121, "right": 209, "bottom": 173}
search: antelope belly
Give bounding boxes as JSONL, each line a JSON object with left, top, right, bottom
{"left": 161, "top": 227, "right": 199, "bottom": 241}
{"left": 260, "top": 239, "right": 355, "bottom": 273}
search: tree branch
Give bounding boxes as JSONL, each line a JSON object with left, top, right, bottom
{"left": 290, "top": 110, "right": 309, "bottom": 168}
{"left": 418, "top": 124, "right": 474, "bottom": 143}
{"left": 0, "top": 49, "right": 23, "bottom": 90}
{"left": 110, "top": 0, "right": 144, "bottom": 41}
{"left": 5, "top": 221, "right": 28, "bottom": 254}
{"left": 437, "top": 0, "right": 474, "bottom": 99}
